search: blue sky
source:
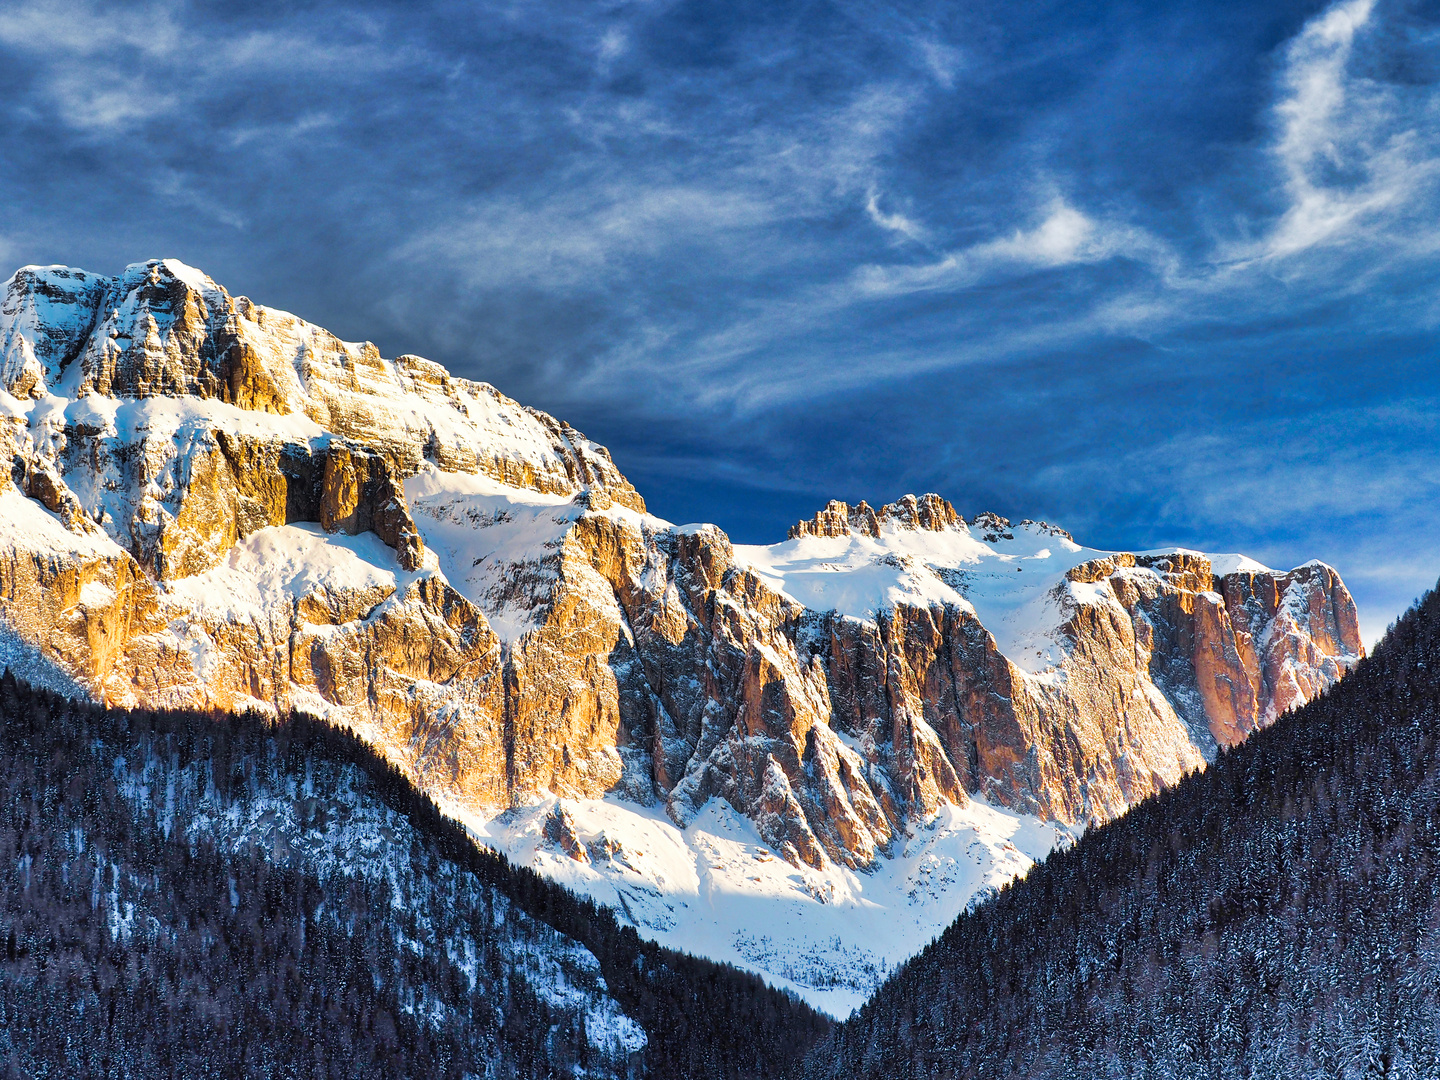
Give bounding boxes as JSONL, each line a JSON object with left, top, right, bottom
{"left": 2, "top": 0, "right": 1438, "bottom": 642}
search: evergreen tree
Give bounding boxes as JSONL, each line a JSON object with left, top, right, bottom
{"left": 0, "top": 673, "right": 828, "bottom": 1079}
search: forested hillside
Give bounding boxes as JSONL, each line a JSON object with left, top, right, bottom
{"left": 0, "top": 674, "right": 827, "bottom": 1079}
{"left": 799, "top": 585, "right": 1440, "bottom": 1079}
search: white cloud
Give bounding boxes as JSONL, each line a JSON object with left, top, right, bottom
{"left": 0, "top": 0, "right": 413, "bottom": 135}
{"left": 914, "top": 38, "right": 965, "bottom": 89}
{"left": 400, "top": 182, "right": 779, "bottom": 291}
{"left": 0, "top": 1, "right": 189, "bottom": 131}
{"left": 757, "top": 83, "right": 920, "bottom": 205}
{"left": 226, "top": 112, "right": 338, "bottom": 151}
{"left": 1247, "top": 0, "right": 1440, "bottom": 260}
{"left": 598, "top": 28, "right": 627, "bottom": 65}
{"left": 865, "top": 189, "right": 926, "bottom": 242}
{"left": 0, "top": 0, "right": 183, "bottom": 57}
{"left": 852, "top": 198, "right": 1167, "bottom": 298}
{"left": 1274, "top": 0, "right": 1376, "bottom": 168}
{"left": 0, "top": 1, "right": 183, "bottom": 131}
{"left": 974, "top": 201, "right": 1099, "bottom": 265}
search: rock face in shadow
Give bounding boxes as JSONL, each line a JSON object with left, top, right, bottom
{"left": 0, "top": 259, "right": 1364, "bottom": 870}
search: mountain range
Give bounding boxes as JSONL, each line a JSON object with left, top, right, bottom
{"left": 797, "top": 561, "right": 1440, "bottom": 1079}
{"left": 0, "top": 258, "right": 1363, "bottom": 1011}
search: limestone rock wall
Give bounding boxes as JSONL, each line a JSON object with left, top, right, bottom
{"left": 1, "top": 260, "right": 642, "bottom": 533}
{"left": 789, "top": 493, "right": 960, "bottom": 539}
{"left": 427, "top": 503, "right": 1360, "bottom": 866}
{"left": 0, "top": 258, "right": 1365, "bottom": 872}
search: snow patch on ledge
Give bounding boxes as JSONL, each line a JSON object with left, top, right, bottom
{"left": 734, "top": 520, "right": 1114, "bottom": 675}
{"left": 1198, "top": 552, "right": 1276, "bottom": 576}
{"left": 164, "top": 524, "right": 405, "bottom": 624}
{"left": 404, "top": 466, "right": 670, "bottom": 643}
{"left": 0, "top": 486, "right": 124, "bottom": 558}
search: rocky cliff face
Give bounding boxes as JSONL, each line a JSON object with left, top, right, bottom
{"left": 0, "top": 259, "right": 1363, "bottom": 877}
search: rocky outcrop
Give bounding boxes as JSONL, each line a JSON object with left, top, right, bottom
{"left": 315, "top": 443, "right": 426, "bottom": 571}
{"left": 389, "top": 493, "right": 1359, "bottom": 867}
{"left": 0, "top": 259, "right": 1364, "bottom": 874}
{"left": 0, "top": 266, "right": 107, "bottom": 399}
{"left": 1, "top": 260, "right": 643, "bottom": 530}
{"left": 789, "top": 494, "right": 960, "bottom": 539}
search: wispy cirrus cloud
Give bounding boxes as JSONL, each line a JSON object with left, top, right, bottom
{"left": 0, "top": 0, "right": 184, "bottom": 132}
{"left": 403, "top": 183, "right": 782, "bottom": 291}
{"left": 0, "top": 0, "right": 414, "bottom": 137}
{"left": 1195, "top": 0, "right": 1440, "bottom": 278}
{"left": 1267, "top": 0, "right": 1387, "bottom": 256}
{"left": 829, "top": 0, "right": 1440, "bottom": 338}
{"left": 850, "top": 198, "right": 1173, "bottom": 299}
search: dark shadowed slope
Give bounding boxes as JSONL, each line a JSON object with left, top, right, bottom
{"left": 0, "top": 675, "right": 828, "bottom": 1079}
{"left": 799, "top": 584, "right": 1440, "bottom": 1079}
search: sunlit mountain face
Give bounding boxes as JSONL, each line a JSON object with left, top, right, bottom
{"left": 0, "top": 257, "right": 1361, "bottom": 1017}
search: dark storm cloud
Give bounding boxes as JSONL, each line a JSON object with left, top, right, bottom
{"left": 2, "top": 0, "right": 1439, "bottom": 641}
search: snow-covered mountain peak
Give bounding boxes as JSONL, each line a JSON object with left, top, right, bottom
{"left": 0, "top": 259, "right": 643, "bottom": 575}
{"left": 0, "top": 260, "right": 1365, "bottom": 1020}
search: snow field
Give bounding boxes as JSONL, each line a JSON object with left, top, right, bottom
{"left": 458, "top": 793, "right": 1076, "bottom": 1018}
